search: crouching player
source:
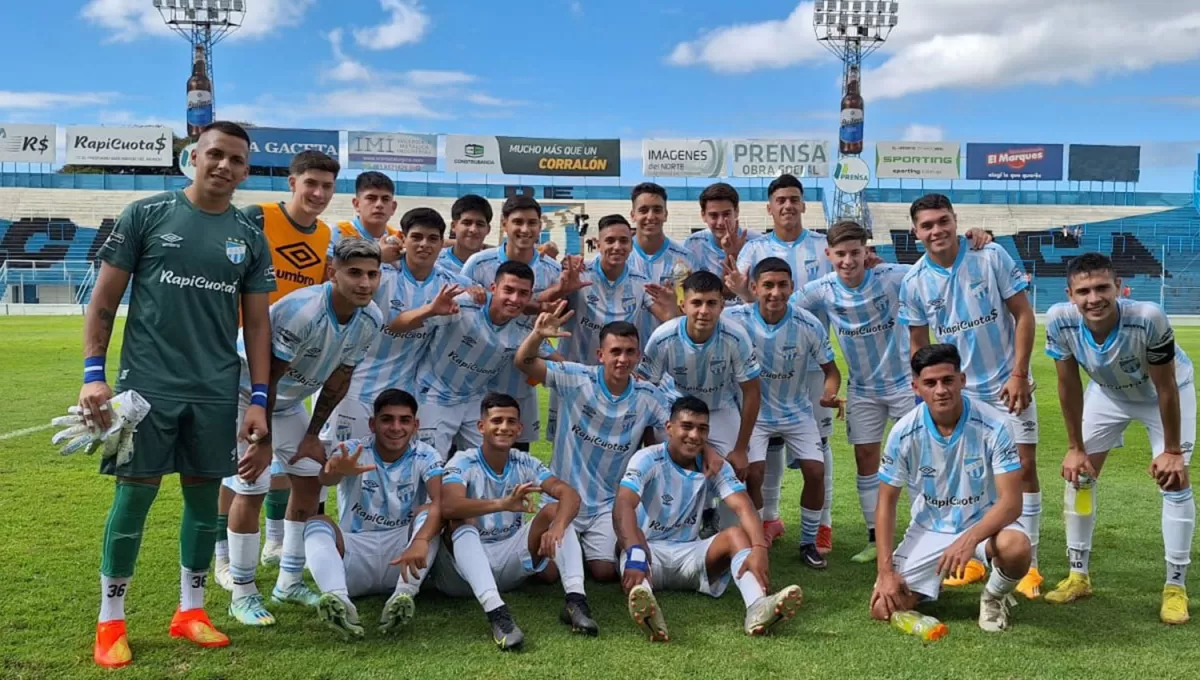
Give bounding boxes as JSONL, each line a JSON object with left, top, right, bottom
{"left": 871, "top": 345, "right": 1031, "bottom": 632}
{"left": 303, "top": 389, "right": 444, "bottom": 639}
{"left": 614, "top": 396, "right": 803, "bottom": 641}
{"left": 1042, "top": 253, "right": 1196, "bottom": 624}
{"left": 436, "top": 393, "right": 597, "bottom": 650}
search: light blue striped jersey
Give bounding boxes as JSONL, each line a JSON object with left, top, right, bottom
{"left": 436, "top": 247, "right": 468, "bottom": 275}
{"left": 330, "top": 436, "right": 443, "bottom": 534}
{"left": 239, "top": 282, "right": 383, "bottom": 414}
{"left": 559, "top": 257, "right": 656, "bottom": 363}
{"left": 878, "top": 396, "right": 1022, "bottom": 534}
{"left": 898, "top": 240, "right": 1028, "bottom": 400}
{"left": 683, "top": 227, "right": 763, "bottom": 276}
{"left": 419, "top": 294, "right": 542, "bottom": 406}
{"left": 545, "top": 362, "right": 669, "bottom": 517}
{"left": 460, "top": 246, "right": 561, "bottom": 297}
{"left": 797, "top": 264, "right": 912, "bottom": 398}
{"left": 1044, "top": 297, "right": 1194, "bottom": 403}
{"left": 722, "top": 301, "right": 833, "bottom": 426}
{"left": 640, "top": 316, "right": 762, "bottom": 411}
{"left": 443, "top": 447, "right": 555, "bottom": 544}
{"left": 345, "top": 259, "right": 472, "bottom": 405}
{"left": 620, "top": 443, "right": 745, "bottom": 543}
{"left": 630, "top": 237, "right": 694, "bottom": 287}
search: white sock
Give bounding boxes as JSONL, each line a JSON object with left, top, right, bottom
{"left": 800, "top": 507, "right": 821, "bottom": 546}
{"left": 730, "top": 548, "right": 765, "bottom": 608}
{"left": 761, "top": 441, "right": 785, "bottom": 522}
{"left": 395, "top": 512, "right": 439, "bottom": 597}
{"left": 984, "top": 561, "right": 1020, "bottom": 598}
{"left": 275, "top": 519, "right": 307, "bottom": 590}
{"left": 99, "top": 575, "right": 130, "bottom": 622}
{"left": 215, "top": 539, "right": 229, "bottom": 562}
{"left": 303, "top": 521, "right": 348, "bottom": 599}
{"left": 180, "top": 567, "right": 207, "bottom": 611}
{"left": 266, "top": 518, "right": 284, "bottom": 544}
{"left": 856, "top": 473, "right": 878, "bottom": 533}
{"left": 555, "top": 527, "right": 586, "bottom": 596}
{"left": 452, "top": 525, "right": 504, "bottom": 612}
{"left": 1162, "top": 487, "right": 1194, "bottom": 587}
{"left": 820, "top": 438, "right": 833, "bottom": 526}
{"left": 1064, "top": 479, "right": 1096, "bottom": 576}
{"left": 1022, "top": 491, "right": 1042, "bottom": 567}
{"left": 228, "top": 530, "right": 260, "bottom": 600}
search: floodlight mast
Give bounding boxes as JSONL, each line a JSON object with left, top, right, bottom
{"left": 813, "top": 0, "right": 899, "bottom": 238}
{"left": 155, "top": 0, "right": 245, "bottom": 129}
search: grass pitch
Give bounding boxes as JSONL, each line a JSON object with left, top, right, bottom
{"left": 3, "top": 317, "right": 1200, "bottom": 679}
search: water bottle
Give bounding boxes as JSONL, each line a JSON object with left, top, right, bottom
{"left": 890, "top": 610, "right": 948, "bottom": 641}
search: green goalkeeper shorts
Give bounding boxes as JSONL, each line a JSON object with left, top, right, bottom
{"left": 100, "top": 395, "right": 239, "bottom": 480}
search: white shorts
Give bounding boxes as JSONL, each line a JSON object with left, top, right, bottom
{"left": 343, "top": 513, "right": 440, "bottom": 598}
{"left": 707, "top": 407, "right": 741, "bottom": 457}
{"left": 806, "top": 369, "right": 834, "bottom": 439}
{"left": 749, "top": 418, "right": 821, "bottom": 465}
{"left": 319, "top": 398, "right": 373, "bottom": 448}
{"left": 1083, "top": 381, "right": 1198, "bottom": 461}
{"left": 517, "top": 391, "right": 539, "bottom": 444}
{"left": 847, "top": 389, "right": 918, "bottom": 446}
{"left": 618, "top": 537, "right": 728, "bottom": 597}
{"left": 418, "top": 399, "right": 483, "bottom": 457}
{"left": 223, "top": 400, "right": 318, "bottom": 495}
{"left": 434, "top": 522, "right": 548, "bottom": 596}
{"left": 892, "top": 521, "right": 1025, "bottom": 600}
{"left": 574, "top": 512, "right": 618, "bottom": 564}
{"left": 979, "top": 391, "right": 1039, "bottom": 445}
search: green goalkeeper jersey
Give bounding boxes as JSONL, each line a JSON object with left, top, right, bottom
{"left": 97, "top": 190, "right": 276, "bottom": 404}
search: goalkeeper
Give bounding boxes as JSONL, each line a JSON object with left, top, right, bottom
{"left": 75, "top": 121, "right": 277, "bottom": 669}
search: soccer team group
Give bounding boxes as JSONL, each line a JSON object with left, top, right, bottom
{"left": 73, "top": 122, "right": 1197, "bottom": 668}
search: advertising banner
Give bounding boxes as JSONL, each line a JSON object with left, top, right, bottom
{"left": 66, "top": 126, "right": 172, "bottom": 166}
{"left": 445, "top": 135, "right": 620, "bottom": 176}
{"left": 965, "top": 143, "right": 1063, "bottom": 180}
{"left": 347, "top": 131, "right": 438, "bottom": 172}
{"left": 0, "top": 124, "right": 56, "bottom": 163}
{"left": 1068, "top": 144, "right": 1141, "bottom": 183}
{"left": 247, "top": 127, "right": 339, "bottom": 168}
{"left": 728, "top": 139, "right": 830, "bottom": 177}
{"left": 875, "top": 141, "right": 960, "bottom": 179}
{"left": 832, "top": 157, "right": 870, "bottom": 194}
{"left": 642, "top": 139, "right": 726, "bottom": 177}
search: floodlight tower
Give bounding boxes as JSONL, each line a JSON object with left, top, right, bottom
{"left": 814, "top": 0, "right": 899, "bottom": 236}
{"left": 155, "top": 0, "right": 246, "bottom": 135}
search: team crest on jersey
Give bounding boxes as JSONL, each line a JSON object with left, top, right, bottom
{"left": 225, "top": 238, "right": 247, "bottom": 265}
{"left": 872, "top": 295, "right": 889, "bottom": 312}
{"left": 709, "top": 359, "right": 727, "bottom": 373}
{"left": 968, "top": 279, "right": 989, "bottom": 299}
{"left": 396, "top": 483, "right": 414, "bottom": 504}
{"left": 804, "top": 258, "right": 820, "bottom": 276}
{"left": 1119, "top": 355, "right": 1141, "bottom": 374}
{"left": 781, "top": 345, "right": 799, "bottom": 361}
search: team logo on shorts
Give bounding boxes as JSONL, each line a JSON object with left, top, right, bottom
{"left": 225, "top": 238, "right": 247, "bottom": 264}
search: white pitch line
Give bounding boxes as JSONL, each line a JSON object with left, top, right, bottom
{"left": 0, "top": 423, "right": 54, "bottom": 441}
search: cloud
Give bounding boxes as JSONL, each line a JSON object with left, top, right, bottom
{"left": 316, "top": 87, "right": 445, "bottom": 119}
{"left": 465, "top": 93, "right": 525, "bottom": 107}
{"left": 353, "top": 0, "right": 430, "bottom": 50}
{"left": 81, "top": 0, "right": 315, "bottom": 42}
{"left": 569, "top": 1, "right": 584, "bottom": 17}
{"left": 95, "top": 110, "right": 186, "bottom": 136}
{"left": 406, "top": 70, "right": 475, "bottom": 87}
{"left": 325, "top": 29, "right": 372, "bottom": 83}
{"left": 901, "top": 124, "right": 945, "bottom": 143}
{"left": 0, "top": 90, "right": 116, "bottom": 110}
{"left": 667, "top": 1, "right": 1200, "bottom": 100}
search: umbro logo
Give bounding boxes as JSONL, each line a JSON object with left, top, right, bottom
{"left": 276, "top": 242, "right": 321, "bottom": 270}
{"left": 160, "top": 233, "right": 183, "bottom": 248}
{"left": 661, "top": 493, "right": 674, "bottom": 505}
{"left": 919, "top": 466, "right": 937, "bottom": 477}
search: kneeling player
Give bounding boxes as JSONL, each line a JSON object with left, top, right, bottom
{"left": 303, "top": 389, "right": 444, "bottom": 639}
{"left": 1042, "top": 253, "right": 1196, "bottom": 624}
{"left": 436, "top": 393, "right": 597, "bottom": 650}
{"left": 614, "top": 396, "right": 803, "bottom": 641}
{"left": 871, "top": 345, "right": 1030, "bottom": 632}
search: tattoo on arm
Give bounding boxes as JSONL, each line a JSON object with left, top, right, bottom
{"left": 91, "top": 307, "right": 117, "bottom": 355}
{"left": 307, "top": 364, "right": 354, "bottom": 436}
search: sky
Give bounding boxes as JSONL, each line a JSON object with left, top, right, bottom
{"left": 2, "top": 0, "right": 1200, "bottom": 192}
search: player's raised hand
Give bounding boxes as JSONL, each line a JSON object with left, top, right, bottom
{"left": 498, "top": 482, "right": 540, "bottom": 513}
{"left": 429, "top": 284, "right": 464, "bottom": 316}
{"left": 466, "top": 285, "right": 487, "bottom": 305}
{"left": 1000, "top": 374, "right": 1032, "bottom": 414}
{"left": 1150, "top": 451, "right": 1188, "bottom": 492}
{"left": 323, "top": 442, "right": 376, "bottom": 477}
{"left": 739, "top": 543, "right": 771, "bottom": 593}
{"left": 539, "top": 240, "right": 561, "bottom": 261}
{"left": 863, "top": 249, "right": 885, "bottom": 269}
{"left": 965, "top": 227, "right": 993, "bottom": 250}
{"left": 238, "top": 438, "right": 273, "bottom": 482}
{"left": 722, "top": 255, "right": 750, "bottom": 300}
{"left": 538, "top": 524, "right": 566, "bottom": 560}
{"left": 379, "top": 233, "right": 404, "bottom": 263}
{"left": 534, "top": 300, "right": 574, "bottom": 339}
{"left": 936, "top": 533, "right": 980, "bottom": 583}
{"left": 558, "top": 256, "right": 592, "bottom": 295}
{"left": 1061, "top": 447, "right": 1096, "bottom": 486}
{"left": 701, "top": 444, "right": 725, "bottom": 479}
{"left": 289, "top": 433, "right": 329, "bottom": 467}
{"left": 391, "top": 537, "right": 430, "bottom": 582}
{"left": 78, "top": 381, "right": 114, "bottom": 432}
{"left": 720, "top": 224, "right": 748, "bottom": 259}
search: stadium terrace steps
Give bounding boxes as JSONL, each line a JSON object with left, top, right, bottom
{"left": 866, "top": 202, "right": 1169, "bottom": 236}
